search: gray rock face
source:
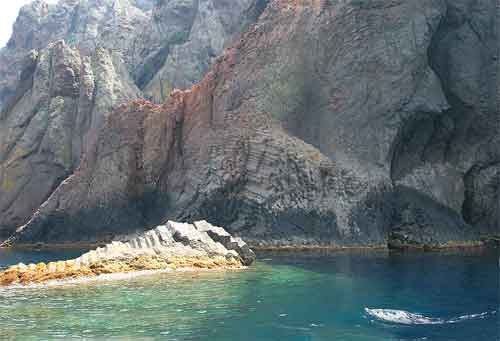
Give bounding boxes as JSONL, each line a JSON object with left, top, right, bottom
{"left": 139, "top": 0, "right": 263, "bottom": 102}
{"left": 2, "top": 0, "right": 499, "bottom": 248}
{"left": 0, "top": 0, "right": 265, "bottom": 109}
{"left": 0, "top": 0, "right": 263, "bottom": 239}
{"left": 392, "top": 0, "right": 500, "bottom": 240}
{"left": 0, "top": 40, "right": 141, "bottom": 239}
{"left": 0, "top": 0, "right": 152, "bottom": 110}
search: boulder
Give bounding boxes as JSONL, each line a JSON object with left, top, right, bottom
{"left": 194, "top": 220, "right": 256, "bottom": 265}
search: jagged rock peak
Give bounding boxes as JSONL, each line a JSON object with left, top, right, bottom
{"left": 0, "top": 0, "right": 269, "bottom": 109}
{"left": 0, "top": 0, "right": 153, "bottom": 111}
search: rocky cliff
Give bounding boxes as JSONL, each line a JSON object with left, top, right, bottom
{"left": 2, "top": 0, "right": 499, "bottom": 248}
{"left": 137, "top": 0, "right": 266, "bottom": 102}
{"left": 0, "top": 0, "right": 264, "bottom": 239}
{"left": 0, "top": 41, "right": 141, "bottom": 239}
{"left": 0, "top": 0, "right": 151, "bottom": 110}
{"left": 0, "top": 0, "right": 267, "bottom": 109}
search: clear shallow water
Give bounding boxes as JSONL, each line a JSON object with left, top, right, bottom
{"left": 0, "top": 248, "right": 498, "bottom": 340}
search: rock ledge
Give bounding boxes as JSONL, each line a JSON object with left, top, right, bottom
{"left": 0, "top": 221, "right": 255, "bottom": 286}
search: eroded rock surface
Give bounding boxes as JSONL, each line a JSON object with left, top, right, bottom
{"left": 0, "top": 40, "right": 141, "bottom": 239}
{"left": 0, "top": 0, "right": 267, "bottom": 109}
{"left": 390, "top": 0, "right": 500, "bottom": 245}
{"left": 1, "top": 0, "right": 499, "bottom": 249}
{"left": 139, "top": 0, "right": 266, "bottom": 102}
{"left": 0, "top": 0, "right": 152, "bottom": 110}
{"left": 0, "top": 220, "right": 254, "bottom": 286}
{"left": 0, "top": 0, "right": 267, "bottom": 239}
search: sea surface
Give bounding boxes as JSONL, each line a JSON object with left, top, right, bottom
{"left": 0, "top": 248, "right": 498, "bottom": 340}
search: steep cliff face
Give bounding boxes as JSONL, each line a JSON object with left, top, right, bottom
{"left": 0, "top": 41, "right": 141, "bottom": 239}
{"left": 0, "top": 0, "right": 152, "bottom": 110}
{"left": 139, "top": 0, "right": 268, "bottom": 103}
{"left": 0, "top": 0, "right": 267, "bottom": 110}
{"left": 8, "top": 0, "right": 497, "bottom": 247}
{"left": 391, "top": 0, "right": 500, "bottom": 239}
{"left": 0, "top": 0, "right": 265, "bottom": 240}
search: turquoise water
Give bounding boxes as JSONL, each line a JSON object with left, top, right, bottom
{"left": 0, "top": 248, "right": 498, "bottom": 340}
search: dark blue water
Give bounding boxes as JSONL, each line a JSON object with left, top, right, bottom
{"left": 0, "top": 248, "right": 498, "bottom": 340}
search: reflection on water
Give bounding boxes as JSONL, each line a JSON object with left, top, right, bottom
{"left": 0, "top": 248, "right": 498, "bottom": 340}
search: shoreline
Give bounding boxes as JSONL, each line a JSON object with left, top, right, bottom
{"left": 252, "top": 244, "right": 497, "bottom": 254}
{"left": 2, "top": 241, "right": 497, "bottom": 253}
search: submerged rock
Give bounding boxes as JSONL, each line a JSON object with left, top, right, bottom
{"left": 0, "top": 221, "right": 255, "bottom": 286}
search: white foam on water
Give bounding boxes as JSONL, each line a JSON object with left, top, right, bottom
{"left": 447, "top": 311, "right": 496, "bottom": 323}
{"left": 365, "top": 308, "right": 497, "bottom": 325}
{"left": 365, "top": 308, "right": 444, "bottom": 325}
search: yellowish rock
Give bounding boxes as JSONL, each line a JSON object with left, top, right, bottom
{"left": 55, "top": 261, "right": 66, "bottom": 272}
{"left": 0, "top": 221, "right": 255, "bottom": 286}
{"left": 47, "top": 262, "right": 57, "bottom": 273}
{"left": 36, "top": 263, "right": 47, "bottom": 272}
{"left": 0, "top": 255, "right": 244, "bottom": 286}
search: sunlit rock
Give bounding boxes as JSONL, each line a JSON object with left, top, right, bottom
{"left": 0, "top": 221, "right": 254, "bottom": 286}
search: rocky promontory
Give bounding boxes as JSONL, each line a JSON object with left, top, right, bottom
{"left": 0, "top": 220, "right": 255, "bottom": 286}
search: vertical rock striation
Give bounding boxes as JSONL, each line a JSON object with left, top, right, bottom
{"left": 0, "top": 41, "right": 141, "bottom": 239}
{"left": 0, "top": 0, "right": 153, "bottom": 110}
{"left": 0, "top": 0, "right": 268, "bottom": 109}
{"left": 139, "top": 0, "right": 266, "bottom": 102}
